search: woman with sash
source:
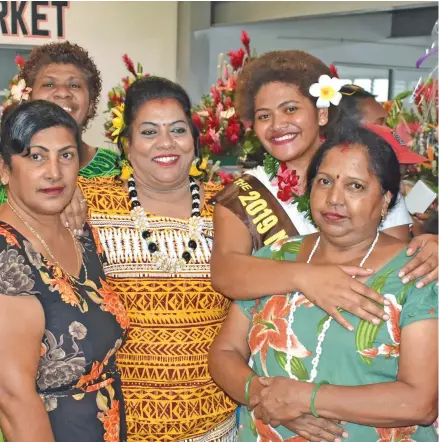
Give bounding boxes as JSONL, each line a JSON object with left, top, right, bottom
{"left": 211, "top": 50, "right": 438, "bottom": 330}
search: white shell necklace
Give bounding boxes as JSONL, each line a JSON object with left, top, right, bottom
{"left": 285, "top": 231, "right": 380, "bottom": 381}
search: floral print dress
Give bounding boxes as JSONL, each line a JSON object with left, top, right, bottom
{"left": 236, "top": 236, "right": 438, "bottom": 442}
{"left": 0, "top": 222, "right": 128, "bottom": 442}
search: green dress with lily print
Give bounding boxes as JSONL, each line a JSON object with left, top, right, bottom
{"left": 236, "top": 236, "right": 438, "bottom": 442}
{"left": 0, "top": 147, "right": 120, "bottom": 204}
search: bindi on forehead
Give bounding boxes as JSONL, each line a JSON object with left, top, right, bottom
{"left": 340, "top": 142, "right": 350, "bottom": 153}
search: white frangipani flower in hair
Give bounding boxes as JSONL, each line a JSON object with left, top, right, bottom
{"left": 309, "top": 75, "right": 342, "bottom": 108}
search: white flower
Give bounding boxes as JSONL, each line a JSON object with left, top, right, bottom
{"left": 10, "top": 79, "right": 31, "bottom": 102}
{"left": 220, "top": 107, "right": 235, "bottom": 120}
{"left": 309, "top": 75, "right": 342, "bottom": 108}
{"left": 69, "top": 321, "right": 87, "bottom": 340}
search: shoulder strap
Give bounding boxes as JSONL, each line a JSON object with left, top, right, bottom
{"left": 213, "top": 174, "right": 298, "bottom": 251}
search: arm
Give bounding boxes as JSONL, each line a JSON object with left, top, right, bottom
{"left": 381, "top": 195, "right": 438, "bottom": 286}
{"left": 0, "top": 294, "right": 55, "bottom": 442}
{"left": 255, "top": 318, "right": 437, "bottom": 428}
{"left": 312, "top": 318, "right": 438, "bottom": 426}
{"left": 210, "top": 305, "right": 348, "bottom": 442}
{"left": 211, "top": 204, "right": 388, "bottom": 329}
{"left": 382, "top": 225, "right": 411, "bottom": 242}
{"left": 400, "top": 234, "right": 438, "bottom": 288}
{"left": 208, "top": 303, "right": 259, "bottom": 404}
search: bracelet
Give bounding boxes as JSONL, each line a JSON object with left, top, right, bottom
{"left": 310, "top": 380, "right": 329, "bottom": 418}
{"left": 244, "top": 372, "right": 257, "bottom": 405}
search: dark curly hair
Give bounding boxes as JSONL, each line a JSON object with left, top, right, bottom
{"left": 19, "top": 41, "right": 102, "bottom": 129}
{"left": 236, "top": 50, "right": 340, "bottom": 135}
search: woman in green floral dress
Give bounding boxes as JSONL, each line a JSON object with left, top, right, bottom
{"left": 0, "top": 41, "right": 120, "bottom": 206}
{"left": 209, "top": 123, "right": 437, "bottom": 441}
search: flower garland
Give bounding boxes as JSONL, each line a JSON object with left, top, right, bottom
{"left": 263, "top": 153, "right": 312, "bottom": 221}
{"left": 0, "top": 55, "right": 31, "bottom": 117}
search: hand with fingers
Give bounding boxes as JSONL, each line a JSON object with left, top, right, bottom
{"left": 251, "top": 377, "right": 349, "bottom": 442}
{"left": 399, "top": 234, "right": 438, "bottom": 288}
{"left": 297, "top": 264, "right": 390, "bottom": 331}
{"left": 283, "top": 415, "right": 349, "bottom": 442}
{"left": 250, "top": 377, "right": 309, "bottom": 425}
{"left": 60, "top": 186, "right": 88, "bottom": 237}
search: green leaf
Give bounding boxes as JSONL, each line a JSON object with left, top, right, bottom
{"left": 354, "top": 270, "right": 393, "bottom": 363}
{"left": 249, "top": 413, "right": 258, "bottom": 436}
{"left": 280, "top": 240, "right": 301, "bottom": 255}
{"left": 393, "top": 90, "right": 412, "bottom": 101}
{"left": 274, "top": 350, "right": 309, "bottom": 380}
{"left": 263, "top": 153, "right": 280, "bottom": 180}
{"left": 269, "top": 250, "right": 285, "bottom": 261}
{"left": 397, "top": 281, "right": 415, "bottom": 304}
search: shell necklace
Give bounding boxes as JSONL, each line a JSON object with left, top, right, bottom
{"left": 128, "top": 175, "right": 204, "bottom": 273}
{"left": 285, "top": 231, "right": 380, "bottom": 381}
{"left": 7, "top": 200, "right": 84, "bottom": 280}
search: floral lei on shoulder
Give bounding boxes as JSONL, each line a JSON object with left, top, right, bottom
{"left": 263, "top": 153, "right": 312, "bottom": 221}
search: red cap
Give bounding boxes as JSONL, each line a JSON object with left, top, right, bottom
{"left": 363, "top": 123, "right": 427, "bottom": 164}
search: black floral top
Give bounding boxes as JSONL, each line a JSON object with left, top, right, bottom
{"left": 0, "top": 222, "right": 128, "bottom": 442}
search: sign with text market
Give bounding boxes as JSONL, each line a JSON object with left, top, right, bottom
{"left": 0, "top": 1, "right": 69, "bottom": 38}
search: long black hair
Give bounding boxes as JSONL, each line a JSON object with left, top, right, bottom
{"left": 0, "top": 100, "right": 81, "bottom": 167}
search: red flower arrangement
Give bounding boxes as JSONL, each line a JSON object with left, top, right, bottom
{"left": 191, "top": 31, "right": 263, "bottom": 158}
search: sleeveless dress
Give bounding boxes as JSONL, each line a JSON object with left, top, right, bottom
{"left": 78, "top": 176, "right": 237, "bottom": 442}
{"left": 237, "top": 236, "right": 438, "bottom": 441}
{"left": 0, "top": 222, "right": 128, "bottom": 441}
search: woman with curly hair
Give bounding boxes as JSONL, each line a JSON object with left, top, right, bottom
{"left": 211, "top": 50, "right": 438, "bottom": 330}
{"left": 0, "top": 41, "right": 120, "bottom": 217}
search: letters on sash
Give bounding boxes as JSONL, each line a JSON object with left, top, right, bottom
{"left": 213, "top": 175, "right": 298, "bottom": 251}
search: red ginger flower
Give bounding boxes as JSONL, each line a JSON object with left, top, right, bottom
{"left": 15, "top": 54, "right": 25, "bottom": 67}
{"left": 192, "top": 114, "right": 204, "bottom": 131}
{"left": 241, "top": 30, "right": 251, "bottom": 56}
{"left": 227, "top": 48, "right": 245, "bottom": 71}
{"left": 414, "top": 79, "right": 438, "bottom": 107}
{"left": 329, "top": 64, "right": 339, "bottom": 78}
{"left": 122, "top": 54, "right": 137, "bottom": 77}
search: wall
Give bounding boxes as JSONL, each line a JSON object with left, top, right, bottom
{"left": 195, "top": 10, "right": 434, "bottom": 102}
{"left": 212, "top": 1, "right": 435, "bottom": 26}
{"left": 0, "top": 1, "right": 178, "bottom": 147}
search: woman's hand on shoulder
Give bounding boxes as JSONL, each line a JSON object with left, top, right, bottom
{"left": 399, "top": 234, "right": 438, "bottom": 288}
{"left": 60, "top": 186, "right": 88, "bottom": 237}
{"left": 296, "top": 264, "right": 389, "bottom": 331}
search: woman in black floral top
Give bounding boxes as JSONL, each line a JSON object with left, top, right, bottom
{"left": 0, "top": 101, "right": 128, "bottom": 442}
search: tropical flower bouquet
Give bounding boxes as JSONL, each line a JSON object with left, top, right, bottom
{"left": 191, "top": 31, "right": 264, "bottom": 164}
{"left": 104, "top": 54, "right": 149, "bottom": 146}
{"left": 386, "top": 78, "right": 438, "bottom": 192}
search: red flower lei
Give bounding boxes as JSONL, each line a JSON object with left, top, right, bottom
{"left": 271, "top": 162, "right": 302, "bottom": 203}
